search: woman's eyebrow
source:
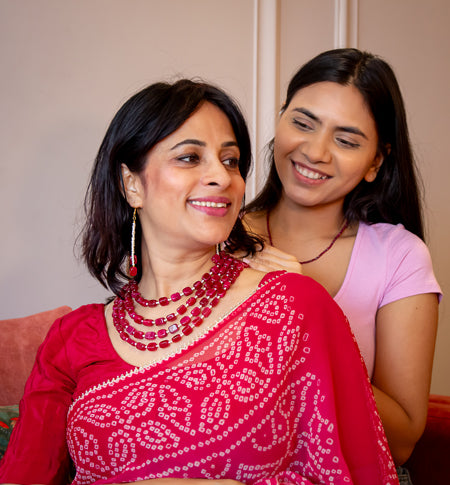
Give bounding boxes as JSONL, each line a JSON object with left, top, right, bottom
{"left": 292, "top": 107, "right": 368, "bottom": 139}
{"left": 170, "top": 139, "right": 206, "bottom": 150}
{"left": 171, "top": 139, "right": 239, "bottom": 150}
{"left": 292, "top": 107, "right": 319, "bottom": 122}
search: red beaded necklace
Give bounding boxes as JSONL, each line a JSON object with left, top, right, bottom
{"left": 112, "top": 251, "right": 247, "bottom": 351}
{"left": 266, "top": 211, "right": 349, "bottom": 264}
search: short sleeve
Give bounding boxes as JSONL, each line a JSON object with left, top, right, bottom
{"left": 381, "top": 227, "right": 442, "bottom": 308}
{"left": 0, "top": 316, "right": 76, "bottom": 485}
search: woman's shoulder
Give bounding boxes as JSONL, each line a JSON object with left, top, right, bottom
{"left": 49, "top": 303, "right": 106, "bottom": 337}
{"left": 360, "top": 221, "right": 422, "bottom": 243}
{"left": 356, "top": 222, "right": 438, "bottom": 288}
{"left": 359, "top": 222, "right": 427, "bottom": 255}
{"left": 258, "top": 269, "right": 334, "bottom": 301}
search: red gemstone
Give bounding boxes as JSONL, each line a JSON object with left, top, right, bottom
{"left": 177, "top": 304, "right": 187, "bottom": 315}
{"left": 147, "top": 342, "right": 158, "bottom": 351}
{"left": 168, "top": 324, "right": 179, "bottom": 334}
{"left": 155, "top": 318, "right": 166, "bottom": 326}
{"left": 145, "top": 331, "right": 156, "bottom": 340}
{"left": 142, "top": 319, "right": 154, "bottom": 326}
{"left": 136, "top": 342, "right": 146, "bottom": 351}
{"left": 182, "top": 326, "right": 193, "bottom": 335}
{"left": 186, "top": 297, "right": 196, "bottom": 307}
{"left": 191, "top": 307, "right": 201, "bottom": 316}
{"left": 192, "top": 317, "right": 203, "bottom": 327}
{"left": 148, "top": 300, "right": 157, "bottom": 307}
{"left": 134, "top": 330, "right": 144, "bottom": 339}
{"left": 210, "top": 297, "right": 220, "bottom": 307}
{"left": 193, "top": 280, "right": 203, "bottom": 289}
{"left": 182, "top": 287, "right": 193, "bottom": 296}
{"left": 159, "top": 297, "right": 169, "bottom": 306}
{"left": 170, "top": 292, "right": 181, "bottom": 302}
{"left": 172, "top": 334, "right": 182, "bottom": 342}
{"left": 199, "top": 297, "right": 209, "bottom": 307}
{"left": 195, "top": 288, "right": 206, "bottom": 298}
{"left": 202, "top": 307, "right": 212, "bottom": 317}
{"left": 166, "top": 313, "right": 177, "bottom": 321}
{"left": 129, "top": 266, "right": 137, "bottom": 277}
{"left": 157, "top": 329, "right": 167, "bottom": 338}
{"left": 159, "top": 340, "right": 170, "bottom": 349}
{"left": 180, "top": 316, "right": 191, "bottom": 326}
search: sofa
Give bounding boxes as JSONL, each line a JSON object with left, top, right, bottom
{"left": 0, "top": 306, "right": 449, "bottom": 483}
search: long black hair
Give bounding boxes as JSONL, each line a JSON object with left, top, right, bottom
{"left": 81, "top": 79, "right": 262, "bottom": 295}
{"left": 246, "top": 48, "right": 424, "bottom": 240}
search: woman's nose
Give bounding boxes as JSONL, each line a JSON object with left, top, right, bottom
{"left": 302, "top": 132, "right": 332, "bottom": 163}
{"left": 201, "top": 158, "right": 232, "bottom": 187}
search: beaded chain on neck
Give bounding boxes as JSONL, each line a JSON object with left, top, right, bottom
{"left": 266, "top": 211, "right": 349, "bottom": 264}
{"left": 112, "top": 251, "right": 247, "bottom": 351}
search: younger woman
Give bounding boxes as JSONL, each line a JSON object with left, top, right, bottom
{"left": 244, "top": 48, "right": 441, "bottom": 467}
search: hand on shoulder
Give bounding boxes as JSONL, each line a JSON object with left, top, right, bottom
{"left": 238, "top": 244, "right": 302, "bottom": 275}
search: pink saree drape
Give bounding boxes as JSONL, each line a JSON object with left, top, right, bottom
{"left": 66, "top": 272, "right": 398, "bottom": 485}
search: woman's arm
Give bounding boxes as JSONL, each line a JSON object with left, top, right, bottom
{"left": 372, "top": 293, "right": 438, "bottom": 464}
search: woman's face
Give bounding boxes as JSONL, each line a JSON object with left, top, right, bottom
{"left": 274, "top": 81, "right": 382, "bottom": 211}
{"left": 128, "top": 102, "right": 245, "bottom": 253}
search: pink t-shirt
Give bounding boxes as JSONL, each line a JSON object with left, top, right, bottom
{"left": 334, "top": 222, "right": 441, "bottom": 377}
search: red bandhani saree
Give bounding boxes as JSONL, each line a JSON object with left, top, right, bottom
{"left": 66, "top": 272, "right": 398, "bottom": 485}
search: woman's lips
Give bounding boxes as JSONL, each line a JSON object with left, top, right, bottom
{"left": 292, "top": 161, "right": 330, "bottom": 183}
{"left": 188, "top": 197, "right": 231, "bottom": 216}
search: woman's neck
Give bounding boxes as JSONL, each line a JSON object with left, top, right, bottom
{"left": 138, "top": 243, "right": 217, "bottom": 300}
{"left": 270, "top": 195, "right": 346, "bottom": 242}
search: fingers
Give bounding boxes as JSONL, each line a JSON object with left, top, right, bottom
{"left": 242, "top": 246, "right": 302, "bottom": 275}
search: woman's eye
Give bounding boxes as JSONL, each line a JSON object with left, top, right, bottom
{"left": 292, "top": 119, "right": 312, "bottom": 131}
{"left": 222, "top": 157, "right": 240, "bottom": 169}
{"left": 177, "top": 154, "right": 199, "bottom": 163}
{"left": 336, "top": 137, "right": 360, "bottom": 149}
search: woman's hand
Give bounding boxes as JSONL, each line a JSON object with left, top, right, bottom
{"left": 238, "top": 245, "right": 302, "bottom": 275}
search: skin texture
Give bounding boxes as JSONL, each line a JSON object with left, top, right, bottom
{"left": 243, "top": 82, "right": 439, "bottom": 465}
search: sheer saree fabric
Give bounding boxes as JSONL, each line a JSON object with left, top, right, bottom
{"left": 66, "top": 272, "right": 398, "bottom": 485}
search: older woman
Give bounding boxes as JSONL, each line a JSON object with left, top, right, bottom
{"left": 0, "top": 79, "right": 397, "bottom": 485}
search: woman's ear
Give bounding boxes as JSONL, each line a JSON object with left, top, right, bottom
{"left": 364, "top": 151, "right": 385, "bottom": 183}
{"left": 121, "top": 164, "right": 143, "bottom": 208}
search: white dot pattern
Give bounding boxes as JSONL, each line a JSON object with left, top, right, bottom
{"left": 66, "top": 273, "right": 398, "bottom": 485}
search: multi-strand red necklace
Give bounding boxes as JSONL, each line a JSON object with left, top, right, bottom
{"left": 112, "top": 251, "right": 247, "bottom": 351}
{"left": 266, "top": 211, "right": 349, "bottom": 264}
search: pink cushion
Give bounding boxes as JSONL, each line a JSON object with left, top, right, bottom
{"left": 0, "top": 306, "right": 72, "bottom": 405}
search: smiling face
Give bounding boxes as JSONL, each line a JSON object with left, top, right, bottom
{"left": 122, "top": 101, "right": 245, "bottom": 254}
{"left": 274, "top": 81, "right": 383, "bottom": 211}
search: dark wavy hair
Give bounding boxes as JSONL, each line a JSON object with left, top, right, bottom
{"left": 246, "top": 48, "right": 424, "bottom": 240}
{"left": 81, "top": 79, "right": 262, "bottom": 295}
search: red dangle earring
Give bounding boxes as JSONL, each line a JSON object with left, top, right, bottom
{"left": 129, "top": 208, "right": 138, "bottom": 277}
